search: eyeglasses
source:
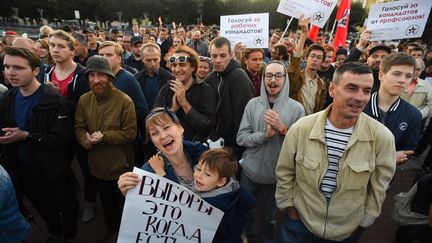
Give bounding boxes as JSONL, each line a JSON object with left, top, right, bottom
{"left": 168, "top": 56, "right": 192, "bottom": 64}
{"left": 264, "top": 73, "right": 285, "bottom": 80}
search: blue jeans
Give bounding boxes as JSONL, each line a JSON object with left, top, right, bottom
{"left": 278, "top": 215, "right": 355, "bottom": 243}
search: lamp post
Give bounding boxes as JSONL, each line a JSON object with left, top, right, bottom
{"left": 116, "top": 12, "right": 123, "bottom": 23}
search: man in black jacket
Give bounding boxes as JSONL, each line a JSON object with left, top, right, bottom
{"left": 0, "top": 47, "right": 78, "bottom": 242}
{"left": 204, "top": 37, "right": 254, "bottom": 160}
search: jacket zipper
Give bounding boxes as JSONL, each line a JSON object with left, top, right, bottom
{"left": 322, "top": 198, "right": 330, "bottom": 238}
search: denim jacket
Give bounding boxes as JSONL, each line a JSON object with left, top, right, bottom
{"left": 0, "top": 165, "right": 31, "bottom": 242}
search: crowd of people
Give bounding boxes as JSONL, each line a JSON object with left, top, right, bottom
{"left": 0, "top": 14, "right": 432, "bottom": 243}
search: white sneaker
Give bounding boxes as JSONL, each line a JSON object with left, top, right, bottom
{"left": 81, "top": 202, "right": 95, "bottom": 222}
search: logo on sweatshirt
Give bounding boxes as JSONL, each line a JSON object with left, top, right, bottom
{"left": 399, "top": 122, "right": 408, "bottom": 131}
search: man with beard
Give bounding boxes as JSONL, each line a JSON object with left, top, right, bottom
{"left": 288, "top": 17, "right": 326, "bottom": 115}
{"left": 0, "top": 47, "right": 78, "bottom": 242}
{"left": 153, "top": 45, "right": 216, "bottom": 142}
{"left": 346, "top": 30, "right": 391, "bottom": 93}
{"left": 75, "top": 55, "right": 137, "bottom": 242}
{"left": 276, "top": 62, "right": 396, "bottom": 242}
{"left": 187, "top": 30, "right": 208, "bottom": 57}
{"left": 363, "top": 53, "right": 421, "bottom": 165}
{"left": 124, "top": 36, "right": 144, "bottom": 71}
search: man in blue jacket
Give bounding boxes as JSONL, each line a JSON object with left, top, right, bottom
{"left": 363, "top": 52, "right": 422, "bottom": 165}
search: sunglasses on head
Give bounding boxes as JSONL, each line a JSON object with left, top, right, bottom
{"left": 168, "top": 56, "right": 192, "bottom": 64}
{"left": 145, "top": 107, "right": 180, "bottom": 125}
{"left": 199, "top": 56, "right": 211, "bottom": 62}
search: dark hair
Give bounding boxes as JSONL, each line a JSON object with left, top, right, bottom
{"left": 272, "top": 44, "right": 289, "bottom": 61}
{"left": 198, "top": 148, "right": 238, "bottom": 184}
{"left": 336, "top": 47, "right": 348, "bottom": 57}
{"left": 210, "top": 37, "right": 231, "bottom": 53}
{"left": 72, "top": 32, "right": 87, "bottom": 45}
{"left": 409, "top": 47, "right": 424, "bottom": 54}
{"left": 380, "top": 52, "right": 416, "bottom": 74}
{"left": 304, "top": 38, "right": 314, "bottom": 49}
{"left": 305, "top": 44, "right": 325, "bottom": 60}
{"left": 5, "top": 47, "right": 41, "bottom": 70}
{"left": 332, "top": 62, "right": 372, "bottom": 84}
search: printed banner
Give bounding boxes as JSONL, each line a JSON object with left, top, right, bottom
{"left": 367, "top": 0, "right": 432, "bottom": 41}
{"left": 220, "top": 13, "right": 269, "bottom": 48}
{"left": 277, "top": 0, "right": 338, "bottom": 28}
{"left": 117, "top": 167, "right": 224, "bottom": 243}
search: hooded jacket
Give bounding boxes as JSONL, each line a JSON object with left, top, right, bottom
{"left": 204, "top": 59, "right": 254, "bottom": 159}
{"left": 193, "top": 178, "right": 256, "bottom": 243}
{"left": 237, "top": 69, "right": 305, "bottom": 184}
{"left": 44, "top": 63, "right": 89, "bottom": 105}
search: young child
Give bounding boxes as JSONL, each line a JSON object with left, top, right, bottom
{"left": 192, "top": 149, "right": 256, "bottom": 243}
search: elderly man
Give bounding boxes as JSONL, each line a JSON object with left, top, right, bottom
{"left": 276, "top": 62, "right": 396, "bottom": 242}
{"left": 187, "top": 30, "right": 208, "bottom": 56}
{"left": 75, "top": 55, "right": 137, "bottom": 242}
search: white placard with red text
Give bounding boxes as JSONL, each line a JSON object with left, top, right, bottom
{"left": 117, "top": 167, "right": 224, "bottom": 243}
{"left": 220, "top": 13, "right": 269, "bottom": 48}
{"left": 277, "top": 0, "right": 337, "bottom": 28}
{"left": 367, "top": 0, "right": 432, "bottom": 41}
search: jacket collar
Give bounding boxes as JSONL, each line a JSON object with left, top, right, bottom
{"left": 370, "top": 92, "right": 400, "bottom": 117}
{"left": 309, "top": 105, "right": 374, "bottom": 144}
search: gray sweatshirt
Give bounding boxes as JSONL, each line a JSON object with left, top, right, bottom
{"left": 236, "top": 67, "right": 305, "bottom": 184}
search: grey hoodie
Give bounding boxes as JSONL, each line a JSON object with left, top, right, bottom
{"left": 236, "top": 66, "right": 305, "bottom": 184}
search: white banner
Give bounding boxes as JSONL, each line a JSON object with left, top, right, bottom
{"left": 367, "top": 0, "right": 432, "bottom": 41}
{"left": 277, "top": 0, "right": 337, "bottom": 28}
{"left": 220, "top": 13, "right": 269, "bottom": 48}
{"left": 117, "top": 167, "right": 224, "bottom": 243}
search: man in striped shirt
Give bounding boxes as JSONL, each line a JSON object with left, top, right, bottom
{"left": 276, "top": 62, "right": 396, "bottom": 242}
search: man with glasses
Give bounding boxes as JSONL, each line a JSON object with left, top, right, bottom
{"left": 237, "top": 61, "right": 304, "bottom": 242}
{"left": 154, "top": 46, "right": 216, "bottom": 142}
{"left": 288, "top": 17, "right": 326, "bottom": 115}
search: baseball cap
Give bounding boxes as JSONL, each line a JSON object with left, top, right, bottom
{"left": 85, "top": 55, "right": 115, "bottom": 79}
{"left": 369, "top": 45, "right": 391, "bottom": 56}
{"left": 5, "top": 31, "right": 18, "bottom": 36}
{"left": 130, "top": 36, "right": 142, "bottom": 45}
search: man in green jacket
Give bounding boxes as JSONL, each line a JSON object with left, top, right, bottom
{"left": 276, "top": 62, "right": 396, "bottom": 242}
{"left": 74, "top": 55, "right": 137, "bottom": 242}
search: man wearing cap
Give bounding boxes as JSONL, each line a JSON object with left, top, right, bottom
{"left": 75, "top": 55, "right": 137, "bottom": 242}
{"left": 124, "top": 35, "right": 144, "bottom": 71}
{"left": 346, "top": 30, "right": 391, "bottom": 93}
{"left": 83, "top": 28, "right": 99, "bottom": 56}
{"left": 2, "top": 31, "right": 18, "bottom": 46}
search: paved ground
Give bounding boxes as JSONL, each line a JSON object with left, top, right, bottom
{"left": 26, "top": 154, "right": 426, "bottom": 243}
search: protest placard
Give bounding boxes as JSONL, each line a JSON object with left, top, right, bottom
{"left": 367, "top": 0, "right": 431, "bottom": 41}
{"left": 277, "top": 0, "right": 337, "bottom": 28}
{"left": 220, "top": 13, "right": 269, "bottom": 48}
{"left": 117, "top": 167, "right": 224, "bottom": 243}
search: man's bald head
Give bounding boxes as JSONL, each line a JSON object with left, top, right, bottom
{"left": 12, "top": 37, "right": 37, "bottom": 53}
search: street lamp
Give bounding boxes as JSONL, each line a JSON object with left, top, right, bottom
{"left": 11, "top": 7, "right": 19, "bottom": 18}
{"left": 37, "top": 8, "right": 44, "bottom": 22}
{"left": 116, "top": 12, "right": 123, "bottom": 23}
